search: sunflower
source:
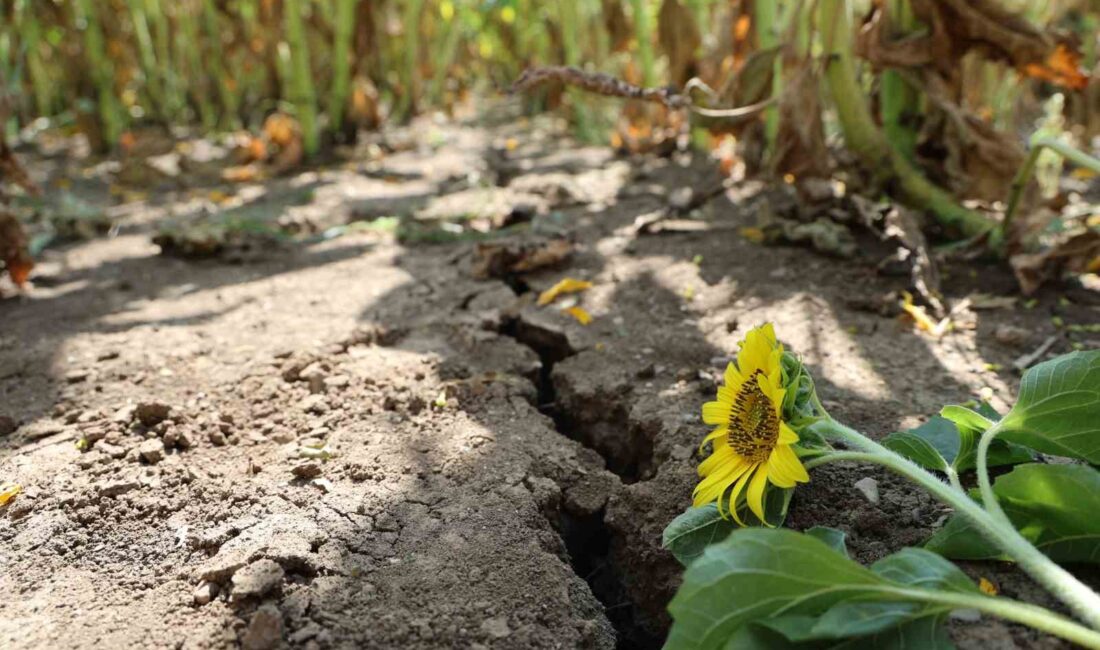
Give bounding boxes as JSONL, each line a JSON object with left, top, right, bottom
{"left": 694, "top": 323, "right": 809, "bottom": 524}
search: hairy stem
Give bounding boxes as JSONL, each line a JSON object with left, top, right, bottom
{"left": 877, "top": 587, "right": 1100, "bottom": 649}
{"left": 809, "top": 418, "right": 1100, "bottom": 630}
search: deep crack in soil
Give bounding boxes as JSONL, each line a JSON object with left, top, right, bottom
{"left": 499, "top": 304, "right": 660, "bottom": 649}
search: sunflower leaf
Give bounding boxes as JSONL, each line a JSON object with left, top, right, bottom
{"left": 662, "top": 504, "right": 737, "bottom": 567}
{"left": 665, "top": 529, "right": 976, "bottom": 649}
{"left": 805, "top": 526, "right": 849, "bottom": 557}
{"left": 882, "top": 430, "right": 949, "bottom": 472}
{"left": 926, "top": 463, "right": 1100, "bottom": 565}
{"left": 887, "top": 411, "right": 1032, "bottom": 474}
{"left": 993, "top": 351, "right": 1100, "bottom": 463}
{"left": 747, "top": 614, "right": 954, "bottom": 649}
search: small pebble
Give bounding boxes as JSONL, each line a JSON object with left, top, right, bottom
{"left": 292, "top": 461, "right": 323, "bottom": 479}
{"left": 138, "top": 439, "right": 166, "bottom": 464}
{"left": 853, "top": 477, "right": 880, "bottom": 505}
{"left": 193, "top": 581, "right": 219, "bottom": 606}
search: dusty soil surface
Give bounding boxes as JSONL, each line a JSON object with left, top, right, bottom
{"left": 2, "top": 111, "right": 1097, "bottom": 649}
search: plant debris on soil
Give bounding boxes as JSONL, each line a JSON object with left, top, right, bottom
{"left": 1, "top": 113, "right": 1098, "bottom": 650}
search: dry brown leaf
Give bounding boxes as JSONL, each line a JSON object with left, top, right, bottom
{"left": 263, "top": 113, "right": 300, "bottom": 148}
{"left": 0, "top": 212, "right": 33, "bottom": 287}
{"left": 657, "top": 0, "right": 701, "bottom": 87}
{"left": 602, "top": 0, "right": 633, "bottom": 53}
{"left": 772, "top": 66, "right": 831, "bottom": 179}
{"left": 917, "top": 72, "right": 1025, "bottom": 203}
{"left": 1023, "top": 44, "right": 1089, "bottom": 90}
{"left": 855, "top": 5, "right": 934, "bottom": 69}
{"left": 222, "top": 164, "right": 264, "bottom": 183}
{"left": 0, "top": 133, "right": 40, "bottom": 198}
{"left": 1010, "top": 230, "right": 1100, "bottom": 295}
{"left": 909, "top": 0, "right": 1087, "bottom": 89}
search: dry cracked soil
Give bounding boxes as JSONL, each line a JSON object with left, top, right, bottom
{"left": 1, "top": 111, "right": 1097, "bottom": 649}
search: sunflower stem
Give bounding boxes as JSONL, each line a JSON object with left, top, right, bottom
{"left": 807, "top": 417, "right": 1100, "bottom": 631}
{"left": 875, "top": 587, "right": 1100, "bottom": 649}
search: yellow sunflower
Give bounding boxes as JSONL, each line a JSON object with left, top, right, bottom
{"left": 694, "top": 323, "right": 809, "bottom": 524}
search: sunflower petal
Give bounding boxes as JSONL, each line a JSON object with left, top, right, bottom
{"left": 698, "top": 426, "right": 728, "bottom": 454}
{"left": 737, "top": 335, "right": 770, "bottom": 377}
{"left": 702, "top": 401, "right": 731, "bottom": 426}
{"left": 746, "top": 466, "right": 770, "bottom": 523}
{"left": 694, "top": 456, "right": 749, "bottom": 506}
{"left": 770, "top": 443, "right": 810, "bottom": 484}
{"left": 698, "top": 444, "right": 735, "bottom": 476}
{"left": 725, "top": 464, "right": 758, "bottom": 525}
{"left": 716, "top": 385, "right": 736, "bottom": 404}
{"left": 778, "top": 422, "right": 799, "bottom": 445}
{"left": 723, "top": 362, "right": 744, "bottom": 391}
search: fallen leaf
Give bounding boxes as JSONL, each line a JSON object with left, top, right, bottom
{"left": 538, "top": 277, "right": 593, "bottom": 306}
{"left": 222, "top": 164, "right": 264, "bottom": 183}
{"left": 0, "top": 482, "right": 21, "bottom": 506}
{"left": 900, "top": 291, "right": 952, "bottom": 337}
{"left": 1010, "top": 231, "right": 1100, "bottom": 295}
{"left": 978, "top": 577, "right": 998, "bottom": 596}
{"left": 740, "top": 226, "right": 765, "bottom": 243}
{"left": 0, "top": 212, "right": 33, "bottom": 287}
{"left": 562, "top": 305, "right": 593, "bottom": 325}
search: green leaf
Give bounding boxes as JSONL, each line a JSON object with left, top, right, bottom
{"left": 996, "top": 351, "right": 1100, "bottom": 463}
{"left": 666, "top": 530, "right": 975, "bottom": 649}
{"left": 883, "top": 430, "right": 949, "bottom": 472}
{"left": 806, "top": 526, "right": 849, "bottom": 557}
{"left": 926, "top": 463, "right": 1100, "bottom": 564}
{"left": 662, "top": 504, "right": 737, "bottom": 567}
{"left": 746, "top": 615, "right": 954, "bottom": 649}
{"left": 885, "top": 412, "right": 1032, "bottom": 473}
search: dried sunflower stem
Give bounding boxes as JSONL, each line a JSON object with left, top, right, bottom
{"left": 808, "top": 418, "right": 1100, "bottom": 633}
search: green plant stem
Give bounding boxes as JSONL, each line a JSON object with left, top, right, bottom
{"left": 879, "top": 0, "right": 919, "bottom": 161}
{"left": 74, "top": 0, "right": 126, "bottom": 149}
{"left": 1002, "top": 137, "right": 1100, "bottom": 247}
{"left": 631, "top": 0, "right": 656, "bottom": 88}
{"left": 808, "top": 417, "right": 1100, "bottom": 630}
{"left": 127, "top": 0, "right": 164, "bottom": 120}
{"left": 396, "top": 0, "right": 425, "bottom": 121}
{"left": 818, "top": 0, "right": 992, "bottom": 240}
{"left": 328, "top": 0, "right": 356, "bottom": 133}
{"left": 284, "top": 0, "right": 318, "bottom": 156}
{"left": 876, "top": 587, "right": 1100, "bottom": 649}
{"left": 201, "top": 0, "right": 241, "bottom": 129}
{"left": 755, "top": 0, "right": 779, "bottom": 150}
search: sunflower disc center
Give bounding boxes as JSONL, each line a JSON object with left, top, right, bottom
{"left": 727, "top": 373, "right": 779, "bottom": 463}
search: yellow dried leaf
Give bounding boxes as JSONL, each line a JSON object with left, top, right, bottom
{"left": 900, "top": 291, "right": 951, "bottom": 337}
{"left": 563, "top": 305, "right": 593, "bottom": 325}
{"left": 538, "top": 278, "right": 593, "bottom": 306}
{"left": 0, "top": 482, "right": 21, "bottom": 506}
{"left": 740, "top": 227, "right": 765, "bottom": 244}
{"left": 208, "top": 190, "right": 230, "bottom": 204}
{"left": 505, "top": 138, "right": 518, "bottom": 151}
{"left": 979, "top": 577, "right": 998, "bottom": 596}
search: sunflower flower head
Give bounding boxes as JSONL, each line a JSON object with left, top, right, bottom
{"left": 694, "top": 323, "right": 809, "bottom": 525}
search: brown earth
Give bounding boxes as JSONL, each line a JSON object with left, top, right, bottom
{"left": 1, "top": 112, "right": 1097, "bottom": 649}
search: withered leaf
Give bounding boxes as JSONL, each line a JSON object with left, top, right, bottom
{"left": 657, "top": 0, "right": 701, "bottom": 87}
{"left": 0, "top": 211, "right": 33, "bottom": 288}
{"left": 1011, "top": 230, "right": 1100, "bottom": 295}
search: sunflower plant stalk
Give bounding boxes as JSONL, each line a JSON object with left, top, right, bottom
{"left": 663, "top": 324, "right": 1100, "bottom": 648}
